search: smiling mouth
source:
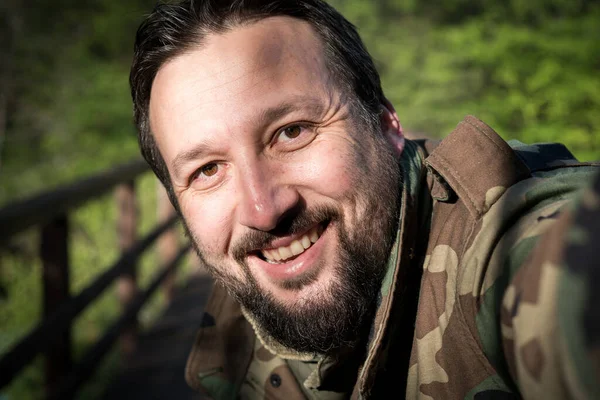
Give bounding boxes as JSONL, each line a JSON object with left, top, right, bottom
{"left": 258, "top": 222, "right": 327, "bottom": 264}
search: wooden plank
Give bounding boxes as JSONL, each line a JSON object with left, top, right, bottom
{"left": 40, "top": 214, "right": 72, "bottom": 398}
{"left": 116, "top": 181, "right": 139, "bottom": 355}
{"left": 157, "top": 183, "right": 178, "bottom": 302}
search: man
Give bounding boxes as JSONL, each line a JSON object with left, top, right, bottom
{"left": 129, "top": 0, "right": 600, "bottom": 398}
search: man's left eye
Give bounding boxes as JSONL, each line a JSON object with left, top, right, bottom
{"left": 278, "top": 125, "right": 303, "bottom": 141}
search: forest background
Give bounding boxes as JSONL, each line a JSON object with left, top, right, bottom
{"left": 1, "top": 0, "right": 599, "bottom": 399}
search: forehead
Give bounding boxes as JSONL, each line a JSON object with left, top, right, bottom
{"left": 149, "top": 17, "right": 334, "bottom": 141}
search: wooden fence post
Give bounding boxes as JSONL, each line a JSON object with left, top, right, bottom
{"left": 116, "top": 180, "right": 138, "bottom": 355}
{"left": 157, "top": 182, "right": 178, "bottom": 303}
{"left": 41, "top": 213, "right": 72, "bottom": 398}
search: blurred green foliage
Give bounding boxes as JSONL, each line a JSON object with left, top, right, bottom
{"left": 1, "top": 0, "right": 598, "bottom": 204}
{"left": 0, "top": 0, "right": 598, "bottom": 399}
{"left": 330, "top": 0, "right": 600, "bottom": 160}
{"left": 0, "top": 0, "right": 152, "bottom": 204}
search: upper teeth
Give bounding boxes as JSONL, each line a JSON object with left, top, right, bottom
{"left": 262, "top": 226, "right": 321, "bottom": 263}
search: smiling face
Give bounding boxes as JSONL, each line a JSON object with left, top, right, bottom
{"left": 149, "top": 16, "right": 404, "bottom": 354}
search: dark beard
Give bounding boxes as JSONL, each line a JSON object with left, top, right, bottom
{"left": 231, "top": 208, "right": 398, "bottom": 356}
{"left": 186, "top": 133, "right": 402, "bottom": 356}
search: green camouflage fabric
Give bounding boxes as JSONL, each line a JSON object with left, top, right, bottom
{"left": 498, "top": 168, "right": 600, "bottom": 400}
{"left": 184, "top": 116, "right": 600, "bottom": 399}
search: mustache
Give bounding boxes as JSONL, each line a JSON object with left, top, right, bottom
{"left": 232, "top": 205, "right": 339, "bottom": 264}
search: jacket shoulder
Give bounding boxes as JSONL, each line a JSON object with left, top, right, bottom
{"left": 424, "top": 115, "right": 598, "bottom": 219}
{"left": 407, "top": 116, "right": 599, "bottom": 399}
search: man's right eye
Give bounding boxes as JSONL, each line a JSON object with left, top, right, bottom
{"left": 189, "top": 162, "right": 221, "bottom": 187}
{"left": 200, "top": 163, "right": 218, "bottom": 177}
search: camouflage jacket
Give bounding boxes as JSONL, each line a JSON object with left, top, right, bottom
{"left": 184, "top": 116, "right": 600, "bottom": 399}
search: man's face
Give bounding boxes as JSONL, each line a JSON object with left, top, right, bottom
{"left": 149, "top": 17, "right": 403, "bottom": 354}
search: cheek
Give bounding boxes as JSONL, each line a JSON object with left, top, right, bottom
{"left": 287, "top": 140, "right": 359, "bottom": 198}
{"left": 179, "top": 190, "right": 235, "bottom": 256}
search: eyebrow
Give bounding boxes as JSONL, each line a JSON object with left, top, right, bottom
{"left": 172, "top": 142, "right": 215, "bottom": 180}
{"left": 256, "top": 96, "right": 326, "bottom": 128}
{"left": 171, "top": 96, "right": 327, "bottom": 179}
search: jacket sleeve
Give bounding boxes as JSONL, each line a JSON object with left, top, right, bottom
{"left": 500, "top": 172, "right": 600, "bottom": 400}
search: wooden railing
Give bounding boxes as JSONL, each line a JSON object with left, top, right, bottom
{"left": 0, "top": 160, "right": 191, "bottom": 400}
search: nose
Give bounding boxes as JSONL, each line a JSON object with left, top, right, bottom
{"left": 237, "top": 159, "right": 299, "bottom": 232}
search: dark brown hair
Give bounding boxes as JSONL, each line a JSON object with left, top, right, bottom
{"left": 130, "top": 0, "right": 384, "bottom": 208}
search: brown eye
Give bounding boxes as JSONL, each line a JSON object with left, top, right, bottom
{"left": 201, "top": 163, "right": 218, "bottom": 177}
{"left": 282, "top": 125, "right": 302, "bottom": 139}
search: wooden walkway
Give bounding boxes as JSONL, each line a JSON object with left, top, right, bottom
{"left": 103, "top": 270, "right": 213, "bottom": 400}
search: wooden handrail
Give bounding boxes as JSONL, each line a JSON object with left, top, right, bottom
{"left": 0, "top": 215, "right": 178, "bottom": 389}
{"left": 0, "top": 159, "right": 192, "bottom": 400}
{"left": 49, "top": 245, "right": 191, "bottom": 400}
{"left": 0, "top": 159, "right": 148, "bottom": 244}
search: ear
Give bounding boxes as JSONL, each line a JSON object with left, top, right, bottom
{"left": 380, "top": 98, "right": 405, "bottom": 157}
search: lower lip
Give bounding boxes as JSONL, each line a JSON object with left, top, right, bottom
{"left": 250, "top": 224, "right": 330, "bottom": 283}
